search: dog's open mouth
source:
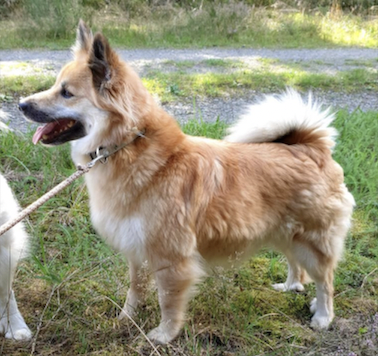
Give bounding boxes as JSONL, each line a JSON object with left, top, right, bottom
{"left": 33, "top": 119, "right": 85, "bottom": 145}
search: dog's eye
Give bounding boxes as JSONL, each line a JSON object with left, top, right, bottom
{"left": 61, "top": 88, "right": 74, "bottom": 99}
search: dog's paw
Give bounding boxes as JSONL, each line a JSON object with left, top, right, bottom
{"left": 119, "top": 289, "right": 143, "bottom": 321}
{"left": 310, "top": 298, "right": 317, "bottom": 314}
{"left": 310, "top": 314, "right": 331, "bottom": 330}
{"left": 147, "top": 325, "right": 178, "bottom": 345}
{"left": 272, "top": 282, "right": 304, "bottom": 292}
{"left": 5, "top": 327, "right": 32, "bottom": 341}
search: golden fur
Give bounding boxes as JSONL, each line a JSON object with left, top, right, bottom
{"left": 20, "top": 21, "right": 355, "bottom": 344}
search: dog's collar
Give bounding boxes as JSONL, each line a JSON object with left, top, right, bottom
{"left": 88, "top": 128, "right": 145, "bottom": 164}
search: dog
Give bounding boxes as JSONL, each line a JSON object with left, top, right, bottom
{"left": 19, "top": 20, "right": 355, "bottom": 344}
{"left": 0, "top": 159, "right": 32, "bottom": 340}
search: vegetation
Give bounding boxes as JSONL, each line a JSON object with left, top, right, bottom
{"left": 2, "top": 62, "right": 378, "bottom": 102}
{"left": 0, "top": 1, "right": 377, "bottom": 354}
{"left": 143, "top": 67, "right": 378, "bottom": 101}
{"left": 1, "top": 0, "right": 378, "bottom": 49}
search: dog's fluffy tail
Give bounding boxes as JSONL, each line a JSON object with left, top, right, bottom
{"left": 225, "top": 89, "right": 337, "bottom": 151}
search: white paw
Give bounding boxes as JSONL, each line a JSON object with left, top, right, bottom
{"left": 1, "top": 313, "right": 32, "bottom": 341}
{"left": 147, "top": 325, "right": 177, "bottom": 345}
{"left": 310, "top": 298, "right": 317, "bottom": 314}
{"left": 5, "top": 327, "right": 32, "bottom": 341}
{"left": 272, "top": 283, "right": 286, "bottom": 291}
{"left": 272, "top": 282, "right": 304, "bottom": 292}
{"left": 310, "top": 314, "right": 332, "bottom": 330}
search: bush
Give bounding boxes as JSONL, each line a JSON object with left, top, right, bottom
{"left": 2, "top": 0, "right": 378, "bottom": 22}
{"left": 0, "top": 0, "right": 21, "bottom": 18}
{"left": 20, "top": 0, "right": 93, "bottom": 40}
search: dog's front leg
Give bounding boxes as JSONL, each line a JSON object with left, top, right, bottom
{"left": 147, "top": 257, "right": 200, "bottom": 344}
{"left": 119, "top": 259, "right": 149, "bottom": 320}
{"left": 0, "top": 237, "right": 31, "bottom": 341}
{"left": 0, "top": 290, "right": 31, "bottom": 340}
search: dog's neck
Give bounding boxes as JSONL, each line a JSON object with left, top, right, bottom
{"left": 87, "top": 128, "right": 146, "bottom": 164}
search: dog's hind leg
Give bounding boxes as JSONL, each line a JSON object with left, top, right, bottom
{"left": 272, "top": 253, "right": 309, "bottom": 292}
{"left": 291, "top": 236, "right": 337, "bottom": 330}
{"left": 147, "top": 257, "right": 203, "bottom": 344}
{"left": 119, "top": 259, "right": 150, "bottom": 320}
{"left": 308, "top": 268, "right": 335, "bottom": 330}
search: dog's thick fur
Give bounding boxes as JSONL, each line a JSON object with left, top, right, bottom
{"left": 0, "top": 168, "right": 31, "bottom": 340}
{"left": 20, "top": 21, "right": 355, "bottom": 344}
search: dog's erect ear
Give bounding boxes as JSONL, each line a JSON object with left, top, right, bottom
{"left": 88, "top": 33, "right": 113, "bottom": 92}
{"left": 72, "top": 19, "right": 93, "bottom": 56}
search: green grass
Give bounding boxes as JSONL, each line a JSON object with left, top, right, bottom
{"left": 0, "top": 109, "right": 377, "bottom": 355}
{"left": 0, "top": 75, "right": 56, "bottom": 97}
{"left": 1, "top": 4, "right": 378, "bottom": 49}
{"left": 201, "top": 59, "right": 244, "bottom": 68}
{"left": 161, "top": 59, "right": 244, "bottom": 70}
{"left": 344, "top": 59, "right": 378, "bottom": 67}
{"left": 3, "top": 66, "right": 377, "bottom": 102}
{"left": 144, "top": 67, "right": 378, "bottom": 101}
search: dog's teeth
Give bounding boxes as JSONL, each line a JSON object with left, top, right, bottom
{"left": 42, "top": 135, "right": 48, "bottom": 139}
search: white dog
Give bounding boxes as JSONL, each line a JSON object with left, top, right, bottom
{"left": 0, "top": 126, "right": 32, "bottom": 340}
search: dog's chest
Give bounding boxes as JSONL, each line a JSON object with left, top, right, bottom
{"left": 83, "top": 165, "right": 148, "bottom": 261}
{"left": 90, "top": 205, "right": 146, "bottom": 261}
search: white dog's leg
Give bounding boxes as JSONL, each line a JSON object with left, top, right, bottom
{"left": 0, "top": 290, "right": 31, "bottom": 340}
{"left": 0, "top": 244, "right": 31, "bottom": 340}
{"left": 0, "top": 174, "right": 31, "bottom": 341}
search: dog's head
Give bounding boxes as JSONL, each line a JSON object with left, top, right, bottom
{"left": 20, "top": 20, "right": 151, "bottom": 151}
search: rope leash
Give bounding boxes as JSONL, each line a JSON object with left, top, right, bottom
{"left": 0, "top": 164, "right": 91, "bottom": 237}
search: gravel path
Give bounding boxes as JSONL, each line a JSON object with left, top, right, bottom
{"left": 1, "top": 47, "right": 378, "bottom": 66}
{"left": 1, "top": 47, "right": 378, "bottom": 133}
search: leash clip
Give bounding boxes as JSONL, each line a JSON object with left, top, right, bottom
{"left": 96, "top": 146, "right": 109, "bottom": 164}
{"left": 87, "top": 146, "right": 109, "bottom": 168}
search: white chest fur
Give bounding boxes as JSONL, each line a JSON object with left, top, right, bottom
{"left": 83, "top": 169, "right": 146, "bottom": 263}
{"left": 91, "top": 208, "right": 146, "bottom": 262}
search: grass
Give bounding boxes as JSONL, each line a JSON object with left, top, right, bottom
{"left": 2, "top": 66, "right": 377, "bottom": 102}
{"left": 0, "top": 75, "right": 56, "bottom": 98}
{"left": 143, "top": 67, "right": 378, "bottom": 101}
{"left": 161, "top": 59, "right": 244, "bottom": 70}
{"left": 0, "top": 109, "right": 377, "bottom": 355}
{"left": 1, "top": 4, "right": 378, "bottom": 49}
{"left": 0, "top": 3, "right": 377, "bottom": 351}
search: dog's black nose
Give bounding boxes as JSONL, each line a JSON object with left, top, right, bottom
{"left": 18, "top": 102, "right": 29, "bottom": 112}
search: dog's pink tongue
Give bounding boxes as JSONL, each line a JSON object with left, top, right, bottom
{"left": 32, "top": 123, "right": 57, "bottom": 145}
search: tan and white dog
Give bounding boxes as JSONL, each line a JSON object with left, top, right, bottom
{"left": 19, "top": 21, "right": 354, "bottom": 344}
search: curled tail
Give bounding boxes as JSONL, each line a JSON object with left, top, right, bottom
{"left": 225, "top": 89, "right": 337, "bottom": 152}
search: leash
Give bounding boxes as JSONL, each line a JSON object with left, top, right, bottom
{"left": 0, "top": 128, "right": 145, "bottom": 237}
{"left": 0, "top": 160, "right": 94, "bottom": 237}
